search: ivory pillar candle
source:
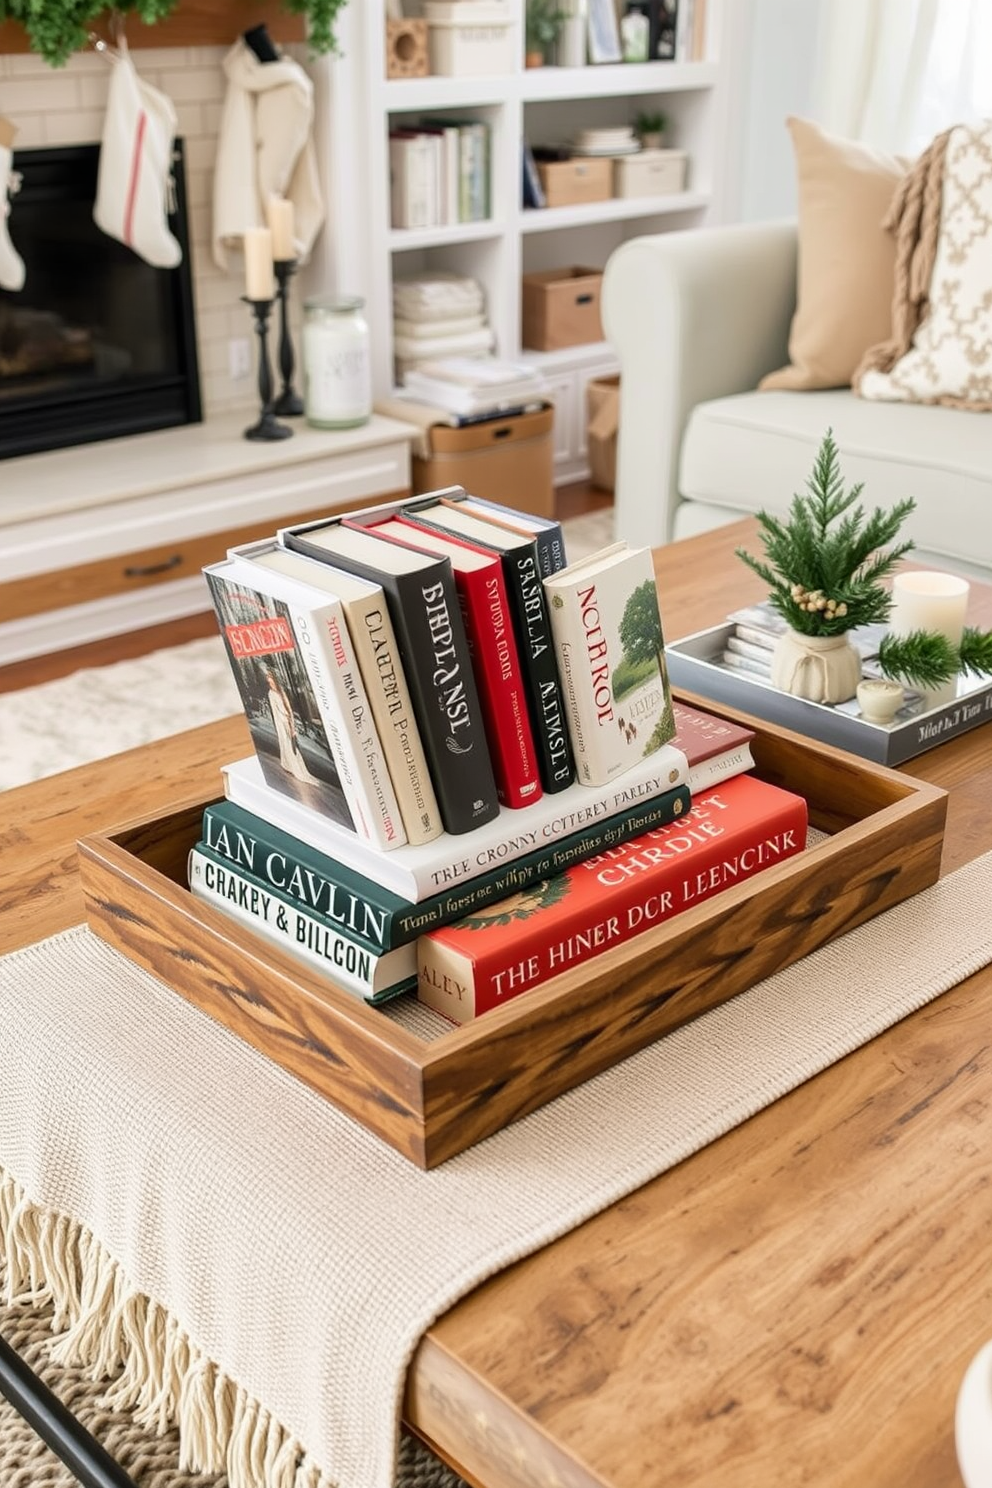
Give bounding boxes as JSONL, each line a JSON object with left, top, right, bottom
{"left": 243, "top": 226, "right": 274, "bottom": 301}
{"left": 890, "top": 570, "right": 970, "bottom": 646}
{"left": 266, "top": 196, "right": 295, "bottom": 262}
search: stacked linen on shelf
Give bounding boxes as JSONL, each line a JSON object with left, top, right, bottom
{"left": 393, "top": 271, "right": 494, "bottom": 381}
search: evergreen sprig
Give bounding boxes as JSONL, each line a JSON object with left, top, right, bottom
{"left": 0, "top": 0, "right": 346, "bottom": 66}
{"left": 736, "top": 430, "right": 916, "bottom": 637}
{"left": 878, "top": 625, "right": 992, "bottom": 688}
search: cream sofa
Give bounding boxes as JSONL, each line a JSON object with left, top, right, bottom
{"left": 601, "top": 220, "right": 992, "bottom": 581}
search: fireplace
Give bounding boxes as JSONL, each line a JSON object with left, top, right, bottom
{"left": 0, "top": 140, "right": 201, "bottom": 461}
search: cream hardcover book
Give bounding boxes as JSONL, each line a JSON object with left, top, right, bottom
{"left": 544, "top": 542, "right": 676, "bottom": 787}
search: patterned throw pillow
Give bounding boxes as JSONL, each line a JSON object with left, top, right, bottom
{"left": 859, "top": 120, "right": 992, "bottom": 408}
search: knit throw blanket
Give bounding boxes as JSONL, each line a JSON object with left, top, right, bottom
{"left": 855, "top": 119, "right": 992, "bottom": 408}
{"left": 3, "top": 854, "right": 992, "bottom": 1488}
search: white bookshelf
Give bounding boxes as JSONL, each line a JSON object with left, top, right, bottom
{"left": 311, "top": 0, "right": 732, "bottom": 480}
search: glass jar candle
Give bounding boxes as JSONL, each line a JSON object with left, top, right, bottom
{"left": 302, "top": 295, "right": 372, "bottom": 430}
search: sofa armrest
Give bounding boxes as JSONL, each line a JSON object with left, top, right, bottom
{"left": 601, "top": 220, "right": 798, "bottom": 547}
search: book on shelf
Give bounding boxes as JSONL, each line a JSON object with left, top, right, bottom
{"left": 543, "top": 542, "right": 676, "bottom": 788}
{"left": 670, "top": 700, "right": 756, "bottom": 793}
{"left": 188, "top": 845, "right": 416, "bottom": 1003}
{"left": 367, "top": 516, "right": 544, "bottom": 811}
{"left": 398, "top": 496, "right": 576, "bottom": 795}
{"left": 417, "top": 772, "right": 808, "bottom": 1024}
{"left": 201, "top": 781, "right": 691, "bottom": 956}
{"left": 227, "top": 540, "right": 442, "bottom": 846}
{"left": 279, "top": 517, "right": 500, "bottom": 836}
{"left": 388, "top": 130, "right": 440, "bottom": 230}
{"left": 522, "top": 142, "right": 547, "bottom": 210}
{"left": 203, "top": 566, "right": 368, "bottom": 837}
{"left": 207, "top": 546, "right": 406, "bottom": 852}
{"left": 222, "top": 739, "right": 690, "bottom": 902}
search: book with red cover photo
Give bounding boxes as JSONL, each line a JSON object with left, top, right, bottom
{"left": 671, "top": 700, "right": 756, "bottom": 793}
{"left": 417, "top": 772, "right": 808, "bottom": 1023}
{"left": 368, "top": 515, "right": 543, "bottom": 810}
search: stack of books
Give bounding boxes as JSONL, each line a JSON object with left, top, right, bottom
{"left": 399, "top": 356, "right": 547, "bottom": 422}
{"left": 193, "top": 489, "right": 805, "bottom": 1020}
{"left": 392, "top": 271, "right": 494, "bottom": 382}
{"left": 388, "top": 118, "right": 490, "bottom": 232}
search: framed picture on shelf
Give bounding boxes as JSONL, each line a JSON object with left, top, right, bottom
{"left": 587, "top": 0, "right": 623, "bottom": 62}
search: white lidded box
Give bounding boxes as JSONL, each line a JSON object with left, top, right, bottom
{"left": 423, "top": 1, "right": 515, "bottom": 76}
{"left": 613, "top": 149, "right": 688, "bottom": 198}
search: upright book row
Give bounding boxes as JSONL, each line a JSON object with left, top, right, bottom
{"left": 206, "top": 488, "right": 678, "bottom": 856}
{"left": 389, "top": 119, "right": 490, "bottom": 230}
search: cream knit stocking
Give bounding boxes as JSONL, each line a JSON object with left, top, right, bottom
{"left": 0, "top": 118, "right": 25, "bottom": 293}
{"left": 93, "top": 42, "right": 181, "bottom": 269}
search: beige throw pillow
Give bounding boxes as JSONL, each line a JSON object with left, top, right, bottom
{"left": 760, "top": 117, "right": 907, "bottom": 392}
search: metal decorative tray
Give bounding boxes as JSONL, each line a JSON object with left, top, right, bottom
{"left": 666, "top": 623, "right": 992, "bottom": 766}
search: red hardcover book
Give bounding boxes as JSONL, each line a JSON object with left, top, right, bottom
{"left": 417, "top": 772, "right": 808, "bottom": 1023}
{"left": 368, "top": 516, "right": 543, "bottom": 810}
{"left": 670, "top": 700, "right": 756, "bottom": 793}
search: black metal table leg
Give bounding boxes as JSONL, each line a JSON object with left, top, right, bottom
{"left": 0, "top": 1333, "right": 139, "bottom": 1488}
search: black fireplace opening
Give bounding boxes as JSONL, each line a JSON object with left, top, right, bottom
{"left": 0, "top": 140, "right": 201, "bottom": 462}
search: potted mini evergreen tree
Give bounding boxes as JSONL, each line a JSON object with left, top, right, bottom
{"left": 736, "top": 430, "right": 992, "bottom": 707}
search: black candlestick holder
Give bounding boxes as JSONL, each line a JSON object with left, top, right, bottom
{"left": 272, "top": 258, "right": 304, "bottom": 417}
{"left": 242, "top": 296, "right": 293, "bottom": 442}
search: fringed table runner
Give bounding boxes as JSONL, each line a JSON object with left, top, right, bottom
{"left": 3, "top": 852, "right": 992, "bottom": 1488}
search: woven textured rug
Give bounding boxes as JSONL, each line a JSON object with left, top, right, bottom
{"left": 0, "top": 509, "right": 613, "bottom": 792}
{"left": 0, "top": 1256, "right": 465, "bottom": 1488}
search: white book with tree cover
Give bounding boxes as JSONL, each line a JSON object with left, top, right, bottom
{"left": 213, "top": 546, "right": 407, "bottom": 852}
{"left": 543, "top": 542, "right": 676, "bottom": 787}
{"left": 231, "top": 541, "right": 442, "bottom": 846}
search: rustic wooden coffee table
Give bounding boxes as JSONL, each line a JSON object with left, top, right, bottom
{"left": 3, "top": 519, "right": 991, "bottom": 1488}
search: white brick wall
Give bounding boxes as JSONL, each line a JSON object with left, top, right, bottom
{"left": 0, "top": 43, "right": 306, "bottom": 418}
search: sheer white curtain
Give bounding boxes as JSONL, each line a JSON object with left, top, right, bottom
{"left": 813, "top": 0, "right": 992, "bottom": 155}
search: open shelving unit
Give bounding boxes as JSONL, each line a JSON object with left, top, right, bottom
{"left": 315, "top": 0, "right": 730, "bottom": 482}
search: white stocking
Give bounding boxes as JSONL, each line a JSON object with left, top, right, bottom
{"left": 93, "top": 41, "right": 181, "bottom": 269}
{"left": 0, "top": 120, "right": 25, "bottom": 293}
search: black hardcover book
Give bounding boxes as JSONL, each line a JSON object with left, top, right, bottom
{"left": 203, "top": 568, "right": 358, "bottom": 831}
{"left": 440, "top": 490, "right": 568, "bottom": 578}
{"left": 400, "top": 499, "right": 576, "bottom": 794}
{"left": 281, "top": 519, "right": 500, "bottom": 835}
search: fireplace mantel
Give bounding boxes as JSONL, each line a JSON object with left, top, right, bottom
{"left": 0, "top": 411, "right": 417, "bottom": 667}
{"left": 0, "top": 0, "right": 305, "bottom": 56}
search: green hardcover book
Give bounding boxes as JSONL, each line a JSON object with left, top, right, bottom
{"left": 201, "top": 784, "right": 692, "bottom": 955}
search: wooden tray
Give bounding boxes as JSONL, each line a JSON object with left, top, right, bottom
{"left": 77, "top": 691, "right": 948, "bottom": 1170}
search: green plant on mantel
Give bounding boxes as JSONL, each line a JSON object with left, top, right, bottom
{"left": 736, "top": 428, "right": 992, "bottom": 690}
{"left": 0, "top": 0, "right": 348, "bottom": 67}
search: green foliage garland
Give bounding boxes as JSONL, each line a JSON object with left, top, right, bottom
{"left": 877, "top": 626, "right": 992, "bottom": 689}
{"left": 736, "top": 429, "right": 915, "bottom": 637}
{"left": 0, "top": 0, "right": 347, "bottom": 67}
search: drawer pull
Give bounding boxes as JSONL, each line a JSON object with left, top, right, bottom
{"left": 123, "top": 554, "right": 184, "bottom": 578}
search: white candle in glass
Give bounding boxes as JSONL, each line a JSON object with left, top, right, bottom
{"left": 266, "top": 196, "right": 295, "bottom": 261}
{"left": 243, "top": 226, "right": 275, "bottom": 301}
{"left": 890, "top": 571, "right": 970, "bottom": 646}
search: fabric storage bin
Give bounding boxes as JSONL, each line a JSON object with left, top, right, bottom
{"left": 613, "top": 148, "right": 688, "bottom": 198}
{"left": 411, "top": 405, "right": 555, "bottom": 516}
{"left": 521, "top": 266, "right": 604, "bottom": 351}
{"left": 424, "top": 1, "right": 515, "bottom": 76}
{"left": 535, "top": 156, "right": 612, "bottom": 208}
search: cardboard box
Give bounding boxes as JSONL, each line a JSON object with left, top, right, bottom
{"left": 521, "top": 266, "right": 604, "bottom": 352}
{"left": 535, "top": 157, "right": 612, "bottom": 209}
{"left": 412, "top": 404, "right": 555, "bottom": 516}
{"left": 586, "top": 374, "right": 619, "bottom": 491}
{"left": 613, "top": 148, "right": 688, "bottom": 198}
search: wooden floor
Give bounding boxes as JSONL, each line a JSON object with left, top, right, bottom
{"left": 0, "top": 481, "right": 613, "bottom": 696}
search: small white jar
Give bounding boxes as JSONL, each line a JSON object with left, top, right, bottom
{"left": 302, "top": 295, "right": 372, "bottom": 430}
